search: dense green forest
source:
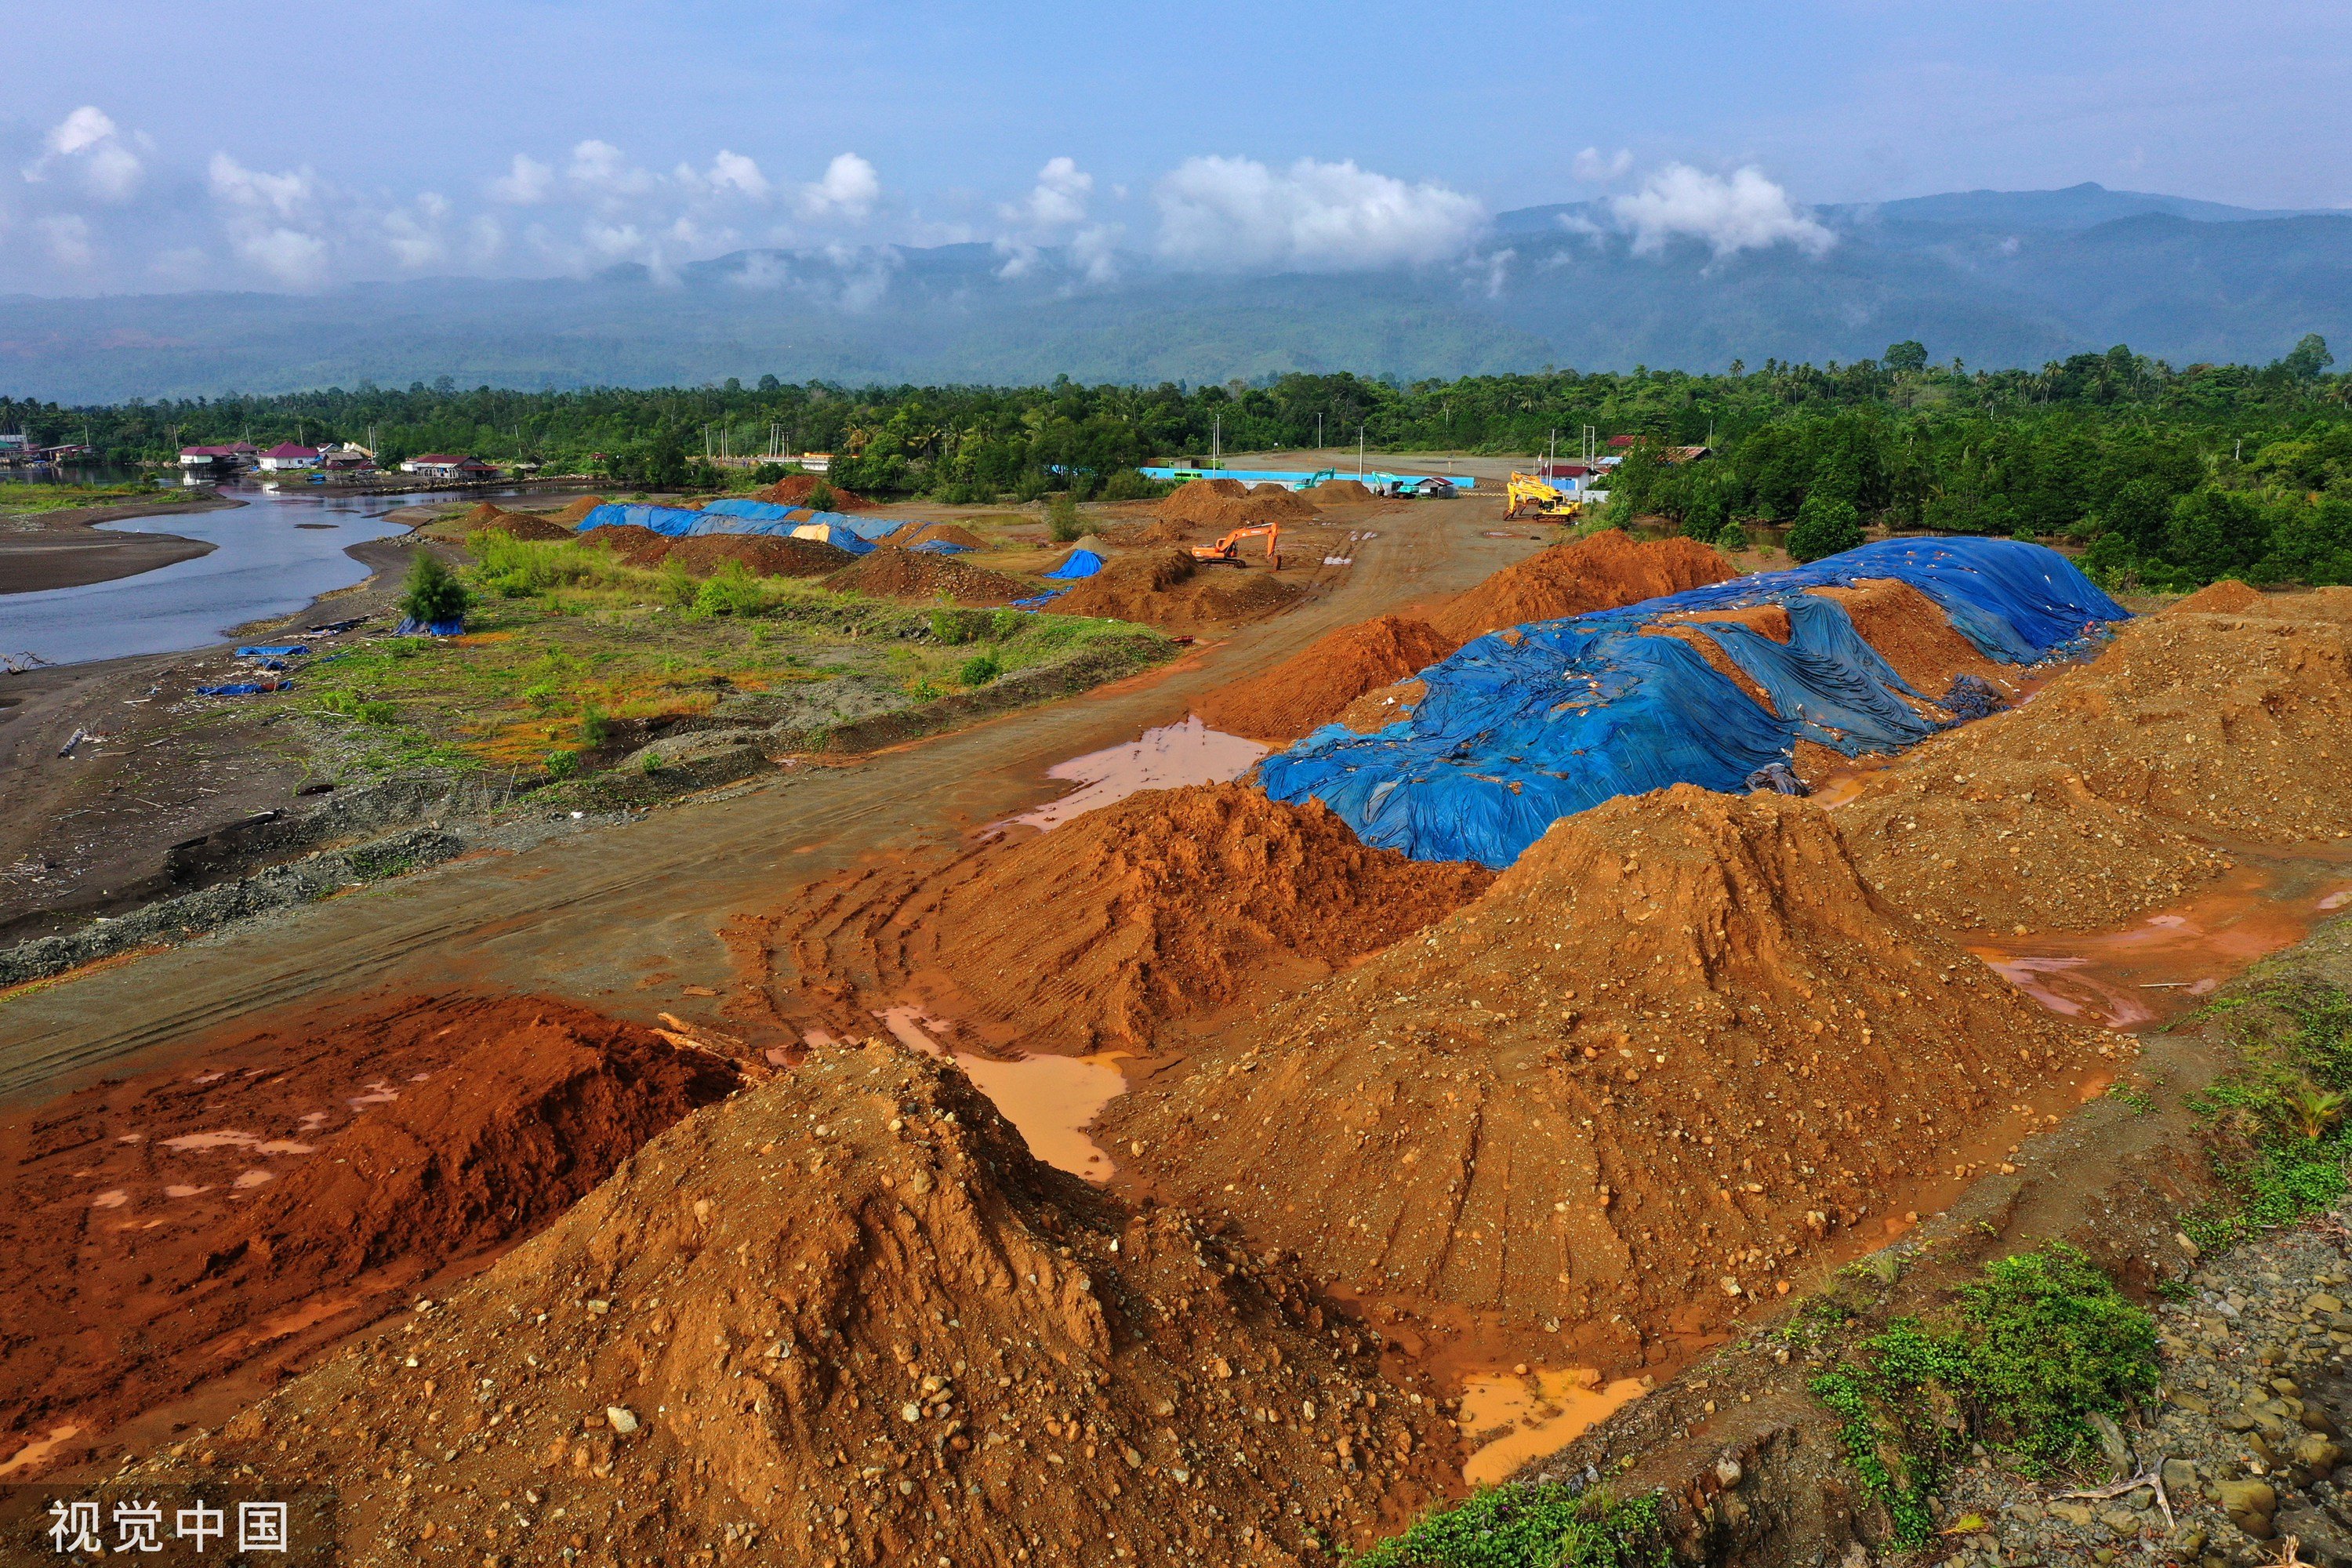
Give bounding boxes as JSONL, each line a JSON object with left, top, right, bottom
{"left": 5, "top": 335, "right": 2349, "bottom": 588}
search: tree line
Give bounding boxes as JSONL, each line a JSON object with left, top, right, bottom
{"left": 5, "top": 334, "right": 2347, "bottom": 586}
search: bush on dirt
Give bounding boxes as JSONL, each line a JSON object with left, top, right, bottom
{"left": 1048, "top": 493, "right": 1083, "bottom": 543}
{"left": 1810, "top": 1243, "right": 2158, "bottom": 1544}
{"left": 1353, "top": 1484, "right": 1669, "bottom": 1568}
{"left": 2184, "top": 982, "right": 2352, "bottom": 1247}
{"left": 399, "top": 550, "right": 471, "bottom": 625}
{"left": 959, "top": 651, "right": 1002, "bottom": 687}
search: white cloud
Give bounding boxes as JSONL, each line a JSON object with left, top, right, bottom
{"left": 24, "top": 106, "right": 144, "bottom": 200}
{"left": 37, "top": 214, "right": 95, "bottom": 267}
{"left": 1152, "top": 156, "right": 1484, "bottom": 271}
{"left": 1610, "top": 164, "right": 1834, "bottom": 258}
{"left": 233, "top": 224, "right": 330, "bottom": 287}
{"left": 798, "top": 153, "right": 879, "bottom": 221}
{"left": 1573, "top": 147, "right": 1633, "bottom": 182}
{"left": 208, "top": 152, "right": 317, "bottom": 220}
{"left": 568, "top": 140, "right": 654, "bottom": 198}
{"left": 491, "top": 153, "right": 554, "bottom": 205}
{"left": 1004, "top": 155, "right": 1092, "bottom": 230}
{"left": 383, "top": 194, "right": 452, "bottom": 269}
{"left": 705, "top": 150, "right": 769, "bottom": 200}
{"left": 1069, "top": 223, "right": 1122, "bottom": 284}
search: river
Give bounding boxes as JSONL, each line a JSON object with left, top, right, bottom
{"left": 0, "top": 481, "right": 495, "bottom": 667}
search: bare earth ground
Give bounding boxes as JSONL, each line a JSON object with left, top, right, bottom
{"left": 0, "top": 529, "right": 438, "bottom": 945}
{"left": 0, "top": 492, "right": 238, "bottom": 594}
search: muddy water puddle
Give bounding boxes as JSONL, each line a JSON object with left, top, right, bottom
{"left": 1009, "top": 716, "right": 1267, "bottom": 831}
{"left": 1457, "top": 1368, "right": 1649, "bottom": 1486}
{"left": 839, "top": 1007, "right": 1127, "bottom": 1182}
{"left": 1972, "top": 856, "right": 2352, "bottom": 1031}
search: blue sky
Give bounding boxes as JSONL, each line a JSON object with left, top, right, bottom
{"left": 4, "top": 0, "right": 2347, "bottom": 294}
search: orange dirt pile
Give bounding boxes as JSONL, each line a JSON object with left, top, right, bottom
{"left": 127, "top": 1041, "right": 1457, "bottom": 1566}
{"left": 1104, "top": 786, "right": 2107, "bottom": 1337}
{"left": 0, "top": 996, "right": 739, "bottom": 1475}
{"left": 1047, "top": 547, "right": 1305, "bottom": 630}
{"left": 1311, "top": 478, "right": 1378, "bottom": 503}
{"left": 1834, "top": 602, "right": 2352, "bottom": 930}
{"left": 578, "top": 524, "right": 674, "bottom": 568}
{"left": 753, "top": 473, "right": 873, "bottom": 510}
{"left": 891, "top": 521, "right": 989, "bottom": 550}
{"left": 1806, "top": 579, "right": 2014, "bottom": 699}
{"left": 2165, "top": 579, "right": 2352, "bottom": 626}
{"left": 1157, "top": 478, "right": 1322, "bottom": 533}
{"left": 1192, "top": 616, "right": 1456, "bottom": 742}
{"left": 821, "top": 546, "right": 1036, "bottom": 604}
{"left": 548, "top": 494, "right": 604, "bottom": 524}
{"left": 456, "top": 502, "right": 573, "bottom": 542}
{"left": 1428, "top": 530, "right": 1736, "bottom": 644}
{"left": 758, "top": 783, "right": 1493, "bottom": 1054}
{"left": 1331, "top": 677, "right": 1427, "bottom": 734}
{"left": 2167, "top": 579, "right": 2267, "bottom": 615}
{"left": 1839, "top": 757, "right": 2234, "bottom": 932}
{"left": 661, "top": 534, "right": 851, "bottom": 579}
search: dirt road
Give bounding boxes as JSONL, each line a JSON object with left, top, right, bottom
{"left": 0, "top": 504, "right": 1538, "bottom": 1100}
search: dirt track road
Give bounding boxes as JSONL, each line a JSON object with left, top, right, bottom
{"left": 0, "top": 506, "right": 1544, "bottom": 1100}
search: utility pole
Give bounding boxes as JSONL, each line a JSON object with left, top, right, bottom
{"left": 1358, "top": 425, "right": 1366, "bottom": 477}
{"left": 1316, "top": 413, "right": 1323, "bottom": 452}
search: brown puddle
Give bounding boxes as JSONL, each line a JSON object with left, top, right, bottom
{"left": 871, "top": 1006, "right": 1127, "bottom": 1182}
{"left": 1457, "top": 1368, "right": 1649, "bottom": 1486}
{"left": 1971, "top": 853, "right": 2352, "bottom": 1031}
{"left": 1009, "top": 716, "right": 1269, "bottom": 830}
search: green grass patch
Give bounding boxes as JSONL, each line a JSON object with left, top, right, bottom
{"left": 0, "top": 481, "right": 191, "bottom": 514}
{"left": 293, "top": 532, "right": 1165, "bottom": 777}
{"left": 1352, "top": 1486, "right": 1668, "bottom": 1568}
{"left": 2180, "top": 980, "right": 2352, "bottom": 1250}
{"left": 1809, "top": 1243, "right": 2158, "bottom": 1544}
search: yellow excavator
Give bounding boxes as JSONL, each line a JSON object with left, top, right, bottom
{"left": 1504, "top": 471, "right": 1583, "bottom": 521}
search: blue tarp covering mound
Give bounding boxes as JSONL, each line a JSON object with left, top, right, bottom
{"left": 234, "top": 644, "right": 309, "bottom": 658}
{"left": 1043, "top": 548, "right": 1105, "bottom": 580}
{"left": 572, "top": 503, "right": 917, "bottom": 550}
{"left": 909, "top": 539, "right": 972, "bottom": 554}
{"left": 1258, "top": 536, "right": 2127, "bottom": 869}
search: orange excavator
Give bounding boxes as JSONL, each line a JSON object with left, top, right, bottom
{"left": 1191, "top": 521, "right": 1282, "bottom": 570}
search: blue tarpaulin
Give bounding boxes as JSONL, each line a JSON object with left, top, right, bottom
{"left": 197, "top": 681, "right": 288, "bottom": 696}
{"left": 1257, "top": 536, "right": 2128, "bottom": 869}
{"left": 234, "top": 644, "right": 310, "bottom": 658}
{"left": 573, "top": 503, "right": 919, "bottom": 550}
{"left": 909, "top": 539, "right": 973, "bottom": 554}
{"left": 394, "top": 617, "right": 466, "bottom": 637}
{"left": 1042, "top": 548, "right": 1105, "bottom": 580}
{"left": 1009, "top": 585, "right": 1072, "bottom": 610}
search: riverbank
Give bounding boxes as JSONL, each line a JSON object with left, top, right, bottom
{"left": 0, "top": 492, "right": 238, "bottom": 594}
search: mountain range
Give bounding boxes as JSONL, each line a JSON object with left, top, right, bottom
{"left": 2, "top": 183, "right": 2346, "bottom": 401}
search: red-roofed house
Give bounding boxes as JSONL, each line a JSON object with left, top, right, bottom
{"left": 257, "top": 442, "right": 322, "bottom": 471}
{"left": 401, "top": 453, "right": 499, "bottom": 479}
{"left": 179, "top": 444, "right": 249, "bottom": 469}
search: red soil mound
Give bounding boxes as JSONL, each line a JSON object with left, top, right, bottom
{"left": 455, "top": 502, "right": 574, "bottom": 542}
{"left": 1158, "top": 478, "right": 1321, "bottom": 533}
{"left": 1105, "top": 786, "right": 2107, "bottom": 1341}
{"left": 127, "top": 1041, "right": 1457, "bottom": 1565}
{"left": 1194, "top": 615, "right": 1456, "bottom": 742}
{"left": 579, "top": 523, "right": 674, "bottom": 568}
{"left": 661, "top": 533, "right": 851, "bottom": 579}
{"left": 2168, "top": 579, "right": 2267, "bottom": 615}
{"left": 757, "top": 782, "right": 1493, "bottom": 1054}
{"left": 821, "top": 545, "right": 1036, "bottom": 604}
{"left": 1428, "top": 529, "right": 1736, "bottom": 644}
{"left": 548, "top": 494, "right": 604, "bottom": 524}
{"left": 1838, "top": 606, "right": 2352, "bottom": 929}
{"left": 1312, "top": 478, "right": 1378, "bottom": 503}
{"left": 0, "top": 996, "right": 739, "bottom": 1475}
{"left": 1331, "top": 677, "right": 1427, "bottom": 733}
{"left": 1807, "top": 579, "right": 2013, "bottom": 700}
{"left": 1048, "top": 547, "right": 1305, "bottom": 630}
{"left": 753, "top": 473, "right": 873, "bottom": 510}
{"left": 891, "top": 521, "right": 988, "bottom": 550}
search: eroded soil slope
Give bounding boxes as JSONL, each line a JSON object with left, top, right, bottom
{"left": 1106, "top": 786, "right": 2109, "bottom": 1338}
{"left": 1192, "top": 615, "right": 1456, "bottom": 742}
{"left": 0, "top": 996, "right": 740, "bottom": 1473}
{"left": 753, "top": 783, "right": 1492, "bottom": 1054}
{"left": 1427, "top": 532, "right": 1733, "bottom": 644}
{"left": 128, "top": 1041, "right": 1458, "bottom": 1566}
